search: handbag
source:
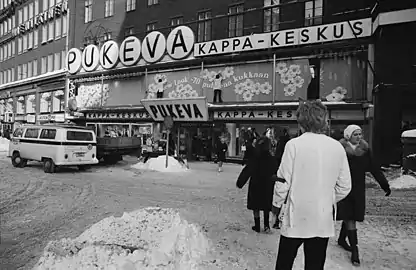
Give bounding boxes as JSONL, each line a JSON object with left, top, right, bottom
{"left": 278, "top": 182, "right": 292, "bottom": 227}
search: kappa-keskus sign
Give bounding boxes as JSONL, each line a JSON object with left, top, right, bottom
{"left": 66, "top": 25, "right": 195, "bottom": 74}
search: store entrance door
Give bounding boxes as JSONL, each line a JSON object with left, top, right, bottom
{"left": 178, "top": 124, "right": 214, "bottom": 161}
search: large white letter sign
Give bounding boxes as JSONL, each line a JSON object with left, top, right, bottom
{"left": 119, "top": 36, "right": 141, "bottom": 66}
{"left": 66, "top": 48, "right": 82, "bottom": 74}
{"left": 100, "top": 41, "right": 119, "bottom": 69}
{"left": 166, "top": 25, "right": 195, "bottom": 60}
{"left": 142, "top": 31, "right": 166, "bottom": 63}
{"left": 82, "top": 45, "right": 100, "bottom": 72}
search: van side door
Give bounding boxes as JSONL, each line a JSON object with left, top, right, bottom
{"left": 22, "top": 128, "right": 40, "bottom": 160}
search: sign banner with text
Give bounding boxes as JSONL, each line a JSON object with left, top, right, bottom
{"left": 194, "top": 18, "right": 372, "bottom": 57}
{"left": 214, "top": 110, "right": 296, "bottom": 121}
{"left": 141, "top": 97, "right": 208, "bottom": 122}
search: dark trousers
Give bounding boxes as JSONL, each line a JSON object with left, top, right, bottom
{"left": 156, "top": 91, "right": 163, "bottom": 98}
{"left": 213, "top": 89, "right": 222, "bottom": 103}
{"left": 275, "top": 235, "right": 329, "bottom": 270}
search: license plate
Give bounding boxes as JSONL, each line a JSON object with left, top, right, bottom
{"left": 75, "top": 152, "right": 85, "bottom": 157}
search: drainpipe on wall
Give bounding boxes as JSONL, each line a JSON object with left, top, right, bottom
{"left": 35, "top": 86, "right": 40, "bottom": 125}
{"left": 272, "top": 54, "right": 276, "bottom": 105}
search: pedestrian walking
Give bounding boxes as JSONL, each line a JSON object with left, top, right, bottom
{"left": 274, "top": 99, "right": 352, "bottom": 270}
{"left": 216, "top": 137, "right": 228, "bottom": 172}
{"left": 272, "top": 128, "right": 290, "bottom": 229}
{"left": 336, "top": 124, "right": 391, "bottom": 266}
{"left": 236, "top": 136, "right": 281, "bottom": 233}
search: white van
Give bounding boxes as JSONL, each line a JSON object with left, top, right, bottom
{"left": 8, "top": 124, "right": 99, "bottom": 173}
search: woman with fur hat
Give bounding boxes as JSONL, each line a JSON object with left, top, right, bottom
{"left": 337, "top": 124, "right": 391, "bottom": 266}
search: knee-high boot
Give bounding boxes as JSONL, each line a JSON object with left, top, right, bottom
{"left": 347, "top": 229, "right": 360, "bottom": 266}
{"left": 252, "top": 217, "right": 260, "bottom": 233}
{"left": 338, "top": 222, "right": 352, "bottom": 251}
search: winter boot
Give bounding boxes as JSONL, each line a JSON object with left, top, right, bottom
{"left": 273, "top": 208, "right": 281, "bottom": 229}
{"left": 347, "top": 229, "right": 361, "bottom": 266}
{"left": 338, "top": 222, "right": 352, "bottom": 251}
{"left": 264, "top": 212, "right": 271, "bottom": 233}
{"left": 252, "top": 217, "right": 260, "bottom": 233}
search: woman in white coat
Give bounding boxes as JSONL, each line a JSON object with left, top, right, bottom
{"left": 274, "top": 99, "right": 352, "bottom": 270}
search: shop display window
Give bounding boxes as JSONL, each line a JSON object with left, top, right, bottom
{"left": 53, "top": 90, "right": 65, "bottom": 112}
{"left": 16, "top": 96, "right": 26, "bottom": 114}
{"left": 26, "top": 94, "right": 36, "bottom": 114}
{"left": 40, "top": 92, "right": 52, "bottom": 113}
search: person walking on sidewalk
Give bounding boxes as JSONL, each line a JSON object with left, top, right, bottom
{"left": 216, "top": 137, "right": 228, "bottom": 172}
{"left": 274, "top": 99, "right": 352, "bottom": 270}
{"left": 236, "top": 136, "right": 280, "bottom": 233}
{"left": 336, "top": 124, "right": 391, "bottom": 266}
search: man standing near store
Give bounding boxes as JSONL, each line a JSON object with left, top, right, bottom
{"left": 213, "top": 73, "right": 223, "bottom": 103}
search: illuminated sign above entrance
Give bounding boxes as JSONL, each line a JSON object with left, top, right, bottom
{"left": 214, "top": 110, "right": 296, "bottom": 120}
{"left": 141, "top": 97, "right": 208, "bottom": 122}
{"left": 194, "top": 18, "right": 372, "bottom": 57}
{"left": 66, "top": 25, "right": 195, "bottom": 75}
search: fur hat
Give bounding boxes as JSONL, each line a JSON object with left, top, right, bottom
{"left": 344, "top": 124, "right": 361, "bottom": 140}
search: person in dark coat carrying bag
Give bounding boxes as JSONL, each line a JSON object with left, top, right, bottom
{"left": 236, "top": 136, "right": 281, "bottom": 233}
{"left": 336, "top": 124, "right": 391, "bottom": 266}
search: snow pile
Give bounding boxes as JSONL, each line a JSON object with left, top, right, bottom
{"left": 0, "top": 137, "right": 9, "bottom": 152}
{"left": 34, "top": 207, "right": 211, "bottom": 270}
{"left": 132, "top": 156, "right": 188, "bottom": 173}
{"left": 389, "top": 175, "right": 416, "bottom": 189}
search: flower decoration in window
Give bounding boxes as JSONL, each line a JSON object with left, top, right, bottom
{"left": 42, "top": 92, "right": 52, "bottom": 101}
{"left": 18, "top": 96, "right": 25, "bottom": 102}
{"left": 275, "top": 62, "right": 306, "bottom": 97}
{"left": 55, "top": 90, "right": 65, "bottom": 97}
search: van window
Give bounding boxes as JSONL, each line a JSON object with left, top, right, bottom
{"left": 24, "top": 128, "right": 40, "bottom": 138}
{"left": 40, "top": 129, "right": 57, "bottom": 139}
{"left": 67, "top": 131, "right": 93, "bottom": 141}
{"left": 13, "top": 128, "right": 24, "bottom": 138}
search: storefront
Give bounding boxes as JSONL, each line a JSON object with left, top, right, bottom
{"left": 66, "top": 20, "right": 374, "bottom": 162}
{"left": 0, "top": 71, "right": 67, "bottom": 134}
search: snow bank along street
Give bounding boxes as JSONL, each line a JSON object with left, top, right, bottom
{"left": 0, "top": 155, "right": 415, "bottom": 269}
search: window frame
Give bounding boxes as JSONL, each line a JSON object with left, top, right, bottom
{"left": 197, "top": 10, "right": 212, "bottom": 42}
{"left": 304, "top": 0, "right": 323, "bottom": 27}
{"left": 228, "top": 4, "right": 244, "bottom": 38}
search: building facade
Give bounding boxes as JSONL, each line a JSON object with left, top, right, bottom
{"left": 370, "top": 1, "right": 416, "bottom": 165}
{"left": 0, "top": 0, "right": 69, "bottom": 133}
{"left": 66, "top": 0, "right": 415, "bottom": 163}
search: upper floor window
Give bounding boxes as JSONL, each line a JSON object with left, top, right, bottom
{"left": 197, "top": 11, "right": 211, "bottom": 42}
{"left": 304, "top": 0, "right": 323, "bottom": 26}
{"left": 148, "top": 0, "right": 158, "bottom": 6}
{"left": 126, "top": 0, "right": 136, "bottom": 12}
{"left": 124, "top": 27, "right": 134, "bottom": 38}
{"left": 105, "top": 0, "right": 115, "bottom": 17}
{"left": 146, "top": 22, "right": 157, "bottom": 33}
{"left": 264, "top": 0, "right": 280, "bottom": 32}
{"left": 228, "top": 4, "right": 244, "bottom": 38}
{"left": 170, "top": 16, "right": 183, "bottom": 30}
{"left": 85, "top": 0, "right": 93, "bottom": 23}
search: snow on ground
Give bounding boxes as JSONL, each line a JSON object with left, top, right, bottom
{"left": 1, "top": 156, "right": 415, "bottom": 270}
{"left": 34, "top": 207, "right": 210, "bottom": 270}
{"left": 132, "top": 156, "right": 189, "bottom": 173}
{"left": 0, "top": 137, "right": 9, "bottom": 152}
{"left": 390, "top": 175, "right": 416, "bottom": 189}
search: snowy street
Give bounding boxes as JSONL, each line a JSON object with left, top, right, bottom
{"left": 0, "top": 154, "right": 416, "bottom": 269}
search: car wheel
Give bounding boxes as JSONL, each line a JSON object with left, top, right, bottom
{"left": 43, "top": 159, "right": 56, "bottom": 173}
{"left": 11, "top": 152, "right": 22, "bottom": 168}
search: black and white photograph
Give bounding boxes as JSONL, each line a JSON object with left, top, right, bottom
{"left": 0, "top": 0, "right": 415, "bottom": 269}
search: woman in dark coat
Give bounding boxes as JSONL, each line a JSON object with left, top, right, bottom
{"left": 216, "top": 137, "right": 228, "bottom": 172}
{"left": 337, "top": 124, "right": 391, "bottom": 266}
{"left": 237, "top": 136, "right": 279, "bottom": 233}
